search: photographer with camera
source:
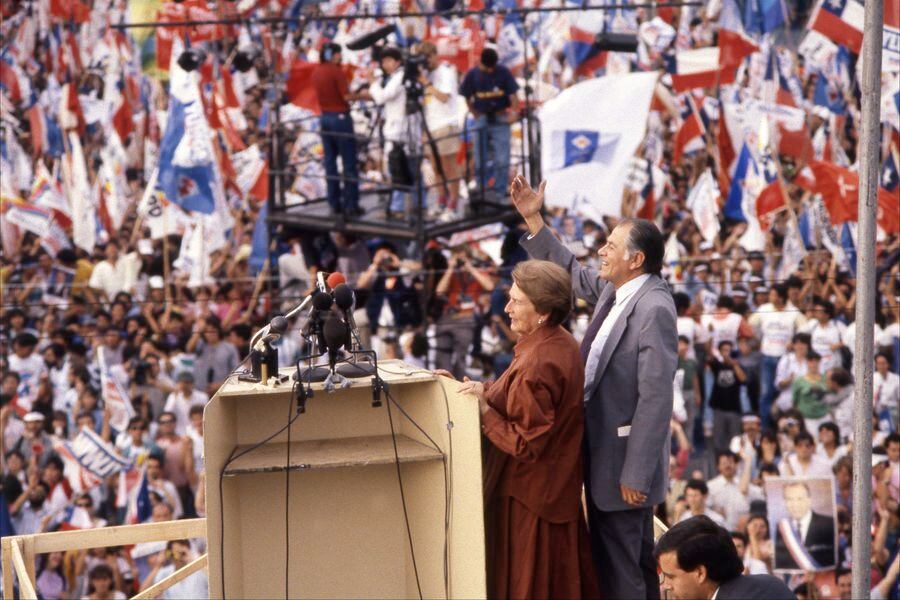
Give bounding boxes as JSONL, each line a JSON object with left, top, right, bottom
{"left": 367, "top": 47, "right": 425, "bottom": 221}
{"left": 459, "top": 47, "right": 519, "bottom": 202}
{"left": 127, "top": 351, "right": 174, "bottom": 421}
{"left": 418, "top": 41, "right": 462, "bottom": 217}
{"left": 357, "top": 244, "right": 423, "bottom": 347}
{"left": 433, "top": 246, "right": 496, "bottom": 378}
{"left": 312, "top": 42, "right": 364, "bottom": 218}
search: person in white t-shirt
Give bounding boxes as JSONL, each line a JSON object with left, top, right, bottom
{"left": 841, "top": 320, "right": 884, "bottom": 361}
{"left": 816, "top": 421, "right": 849, "bottom": 467}
{"left": 749, "top": 284, "right": 801, "bottom": 429}
{"left": 779, "top": 431, "right": 834, "bottom": 480}
{"left": 143, "top": 540, "right": 209, "bottom": 599}
{"left": 677, "top": 479, "right": 727, "bottom": 527}
{"left": 802, "top": 299, "right": 847, "bottom": 372}
{"left": 163, "top": 373, "right": 208, "bottom": 436}
{"left": 731, "top": 531, "right": 769, "bottom": 575}
{"left": 88, "top": 239, "right": 141, "bottom": 301}
{"left": 774, "top": 333, "right": 811, "bottom": 413}
{"left": 419, "top": 41, "right": 462, "bottom": 215}
{"left": 874, "top": 352, "right": 900, "bottom": 429}
{"left": 7, "top": 333, "right": 46, "bottom": 409}
{"left": 675, "top": 292, "right": 707, "bottom": 361}
{"left": 702, "top": 297, "right": 750, "bottom": 360}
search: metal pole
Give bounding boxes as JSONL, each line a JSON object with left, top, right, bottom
{"left": 852, "top": 1, "right": 883, "bottom": 597}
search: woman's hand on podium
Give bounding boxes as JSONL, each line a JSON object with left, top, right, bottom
{"left": 458, "top": 377, "right": 488, "bottom": 414}
{"left": 432, "top": 369, "right": 456, "bottom": 380}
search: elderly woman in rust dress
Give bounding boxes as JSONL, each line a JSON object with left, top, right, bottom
{"left": 456, "top": 259, "right": 599, "bottom": 599}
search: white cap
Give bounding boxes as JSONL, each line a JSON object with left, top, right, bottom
{"left": 149, "top": 275, "right": 165, "bottom": 289}
{"left": 23, "top": 412, "right": 45, "bottom": 423}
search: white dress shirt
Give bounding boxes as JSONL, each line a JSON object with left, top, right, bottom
{"left": 584, "top": 274, "right": 650, "bottom": 402}
{"left": 795, "top": 510, "right": 813, "bottom": 542}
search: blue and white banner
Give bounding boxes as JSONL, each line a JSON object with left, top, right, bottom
{"left": 55, "top": 428, "right": 132, "bottom": 493}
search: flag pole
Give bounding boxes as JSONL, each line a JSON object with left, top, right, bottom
{"left": 852, "top": 0, "right": 883, "bottom": 597}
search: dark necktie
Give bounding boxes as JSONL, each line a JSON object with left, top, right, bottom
{"left": 579, "top": 294, "right": 616, "bottom": 365}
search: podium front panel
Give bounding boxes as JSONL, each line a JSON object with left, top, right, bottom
{"left": 204, "top": 361, "right": 486, "bottom": 599}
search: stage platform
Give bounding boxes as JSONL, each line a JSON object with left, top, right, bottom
{"left": 269, "top": 186, "right": 520, "bottom": 242}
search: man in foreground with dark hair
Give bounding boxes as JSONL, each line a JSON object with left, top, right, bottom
{"left": 656, "top": 515, "right": 794, "bottom": 599}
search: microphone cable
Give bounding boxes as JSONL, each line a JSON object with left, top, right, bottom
{"left": 382, "top": 382, "right": 453, "bottom": 600}
{"left": 384, "top": 385, "right": 424, "bottom": 600}
{"left": 217, "top": 381, "right": 303, "bottom": 598}
{"left": 285, "top": 379, "right": 296, "bottom": 599}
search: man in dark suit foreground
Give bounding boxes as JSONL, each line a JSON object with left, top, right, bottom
{"left": 656, "top": 515, "right": 795, "bottom": 599}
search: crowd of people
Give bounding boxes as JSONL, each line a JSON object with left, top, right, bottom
{"left": 1, "top": 0, "right": 899, "bottom": 597}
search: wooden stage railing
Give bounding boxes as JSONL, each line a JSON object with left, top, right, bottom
{"left": 1, "top": 518, "right": 207, "bottom": 600}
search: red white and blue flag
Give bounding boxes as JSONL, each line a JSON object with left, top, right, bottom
{"left": 809, "top": 0, "right": 864, "bottom": 54}
{"left": 673, "top": 94, "right": 705, "bottom": 164}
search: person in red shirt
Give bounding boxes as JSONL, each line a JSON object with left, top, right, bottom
{"left": 312, "top": 43, "right": 363, "bottom": 217}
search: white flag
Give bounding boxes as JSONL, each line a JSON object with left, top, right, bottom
{"left": 64, "top": 133, "right": 96, "bottom": 253}
{"left": 778, "top": 219, "right": 807, "bottom": 280}
{"left": 687, "top": 169, "right": 721, "bottom": 243}
{"left": 539, "top": 72, "right": 659, "bottom": 221}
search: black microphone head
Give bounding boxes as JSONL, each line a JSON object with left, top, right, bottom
{"left": 322, "top": 314, "right": 348, "bottom": 352}
{"left": 345, "top": 24, "right": 397, "bottom": 51}
{"left": 333, "top": 284, "right": 354, "bottom": 311}
{"left": 312, "top": 291, "right": 334, "bottom": 311}
{"left": 269, "top": 315, "right": 289, "bottom": 335}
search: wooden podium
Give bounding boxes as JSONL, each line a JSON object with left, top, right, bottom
{"left": 204, "top": 360, "right": 486, "bottom": 599}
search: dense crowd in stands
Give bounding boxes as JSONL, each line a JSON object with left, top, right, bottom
{"left": 1, "top": 0, "right": 899, "bottom": 597}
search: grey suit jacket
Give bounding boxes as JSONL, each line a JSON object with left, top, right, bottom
{"left": 522, "top": 226, "right": 677, "bottom": 512}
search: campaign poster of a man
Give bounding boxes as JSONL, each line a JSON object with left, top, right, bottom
{"left": 765, "top": 477, "right": 837, "bottom": 573}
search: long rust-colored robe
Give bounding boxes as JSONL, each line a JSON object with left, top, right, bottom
{"left": 481, "top": 325, "right": 600, "bottom": 600}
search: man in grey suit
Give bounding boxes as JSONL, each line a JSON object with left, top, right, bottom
{"left": 510, "top": 175, "right": 677, "bottom": 599}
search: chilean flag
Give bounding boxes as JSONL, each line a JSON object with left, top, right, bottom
{"left": 59, "top": 506, "right": 94, "bottom": 531}
{"left": 666, "top": 32, "right": 757, "bottom": 93}
{"left": 810, "top": 0, "right": 864, "bottom": 54}
{"left": 666, "top": 47, "right": 720, "bottom": 92}
{"left": 637, "top": 163, "right": 655, "bottom": 220}
{"left": 718, "top": 29, "right": 760, "bottom": 73}
{"left": 673, "top": 95, "right": 705, "bottom": 164}
{"left": 810, "top": 160, "right": 858, "bottom": 224}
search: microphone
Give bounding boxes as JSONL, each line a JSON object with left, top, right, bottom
{"left": 332, "top": 283, "right": 377, "bottom": 379}
{"left": 311, "top": 290, "right": 334, "bottom": 315}
{"left": 345, "top": 24, "right": 397, "bottom": 51}
{"left": 332, "top": 283, "right": 354, "bottom": 312}
{"left": 332, "top": 283, "right": 357, "bottom": 350}
{"left": 326, "top": 271, "right": 346, "bottom": 290}
{"left": 322, "top": 314, "right": 349, "bottom": 372}
{"left": 305, "top": 291, "right": 334, "bottom": 353}
{"left": 254, "top": 315, "right": 288, "bottom": 351}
